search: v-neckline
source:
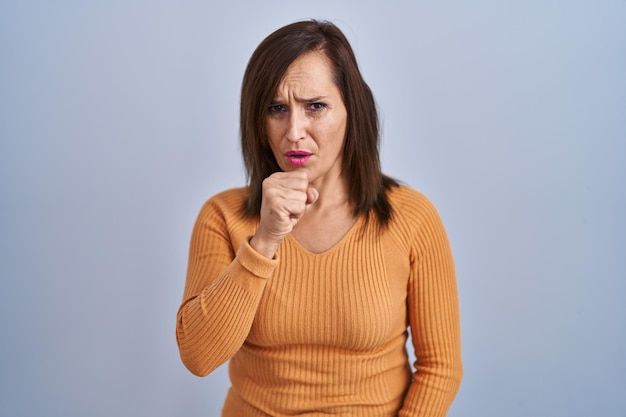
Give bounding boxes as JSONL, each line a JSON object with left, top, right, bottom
{"left": 286, "top": 215, "right": 363, "bottom": 256}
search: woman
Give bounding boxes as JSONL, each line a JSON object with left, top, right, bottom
{"left": 176, "top": 20, "right": 463, "bottom": 416}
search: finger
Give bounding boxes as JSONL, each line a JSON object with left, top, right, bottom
{"left": 269, "top": 171, "right": 309, "bottom": 191}
{"left": 272, "top": 170, "right": 308, "bottom": 181}
{"left": 263, "top": 186, "right": 308, "bottom": 208}
{"left": 306, "top": 187, "right": 319, "bottom": 205}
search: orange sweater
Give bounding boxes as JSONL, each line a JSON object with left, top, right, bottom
{"left": 176, "top": 185, "right": 463, "bottom": 416}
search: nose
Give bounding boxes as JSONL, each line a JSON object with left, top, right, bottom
{"left": 285, "top": 110, "right": 306, "bottom": 143}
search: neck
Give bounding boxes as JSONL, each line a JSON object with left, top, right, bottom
{"left": 308, "top": 174, "right": 352, "bottom": 212}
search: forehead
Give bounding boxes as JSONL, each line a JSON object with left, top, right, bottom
{"left": 275, "top": 51, "right": 337, "bottom": 95}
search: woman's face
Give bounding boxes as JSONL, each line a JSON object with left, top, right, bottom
{"left": 266, "top": 51, "right": 348, "bottom": 187}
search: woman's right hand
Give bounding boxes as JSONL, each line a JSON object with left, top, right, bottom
{"left": 250, "top": 171, "right": 318, "bottom": 258}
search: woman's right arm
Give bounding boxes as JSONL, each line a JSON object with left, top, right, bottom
{"left": 176, "top": 173, "right": 315, "bottom": 376}
{"left": 175, "top": 198, "right": 278, "bottom": 377}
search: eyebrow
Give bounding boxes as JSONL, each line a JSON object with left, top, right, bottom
{"left": 270, "top": 95, "right": 328, "bottom": 105}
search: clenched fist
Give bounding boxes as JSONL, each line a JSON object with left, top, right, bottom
{"left": 250, "top": 171, "right": 318, "bottom": 258}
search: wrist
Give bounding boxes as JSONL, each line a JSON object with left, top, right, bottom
{"left": 249, "top": 233, "right": 281, "bottom": 259}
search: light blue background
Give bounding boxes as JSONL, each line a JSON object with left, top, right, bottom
{"left": 1, "top": 1, "right": 625, "bottom": 416}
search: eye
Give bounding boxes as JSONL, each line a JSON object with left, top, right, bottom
{"left": 268, "top": 104, "right": 287, "bottom": 114}
{"left": 308, "top": 102, "right": 326, "bottom": 111}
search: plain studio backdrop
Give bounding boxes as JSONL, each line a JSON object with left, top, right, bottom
{"left": 1, "top": 1, "right": 625, "bottom": 416}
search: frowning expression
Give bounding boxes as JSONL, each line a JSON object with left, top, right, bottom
{"left": 266, "top": 51, "right": 348, "bottom": 186}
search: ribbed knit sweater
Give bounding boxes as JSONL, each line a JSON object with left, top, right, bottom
{"left": 176, "top": 185, "right": 463, "bottom": 416}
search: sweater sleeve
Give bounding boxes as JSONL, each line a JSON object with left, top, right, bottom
{"left": 176, "top": 197, "right": 278, "bottom": 377}
{"left": 399, "top": 196, "right": 463, "bottom": 417}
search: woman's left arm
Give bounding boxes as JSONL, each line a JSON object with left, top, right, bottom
{"left": 399, "top": 198, "right": 463, "bottom": 417}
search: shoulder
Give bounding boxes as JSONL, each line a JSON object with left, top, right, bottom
{"left": 385, "top": 184, "right": 448, "bottom": 247}
{"left": 388, "top": 184, "right": 440, "bottom": 220}
{"left": 206, "top": 187, "right": 248, "bottom": 210}
{"left": 196, "top": 187, "right": 250, "bottom": 224}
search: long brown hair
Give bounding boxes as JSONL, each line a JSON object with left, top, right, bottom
{"left": 240, "top": 20, "right": 397, "bottom": 226}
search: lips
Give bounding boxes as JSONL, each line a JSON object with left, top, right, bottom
{"left": 285, "top": 150, "right": 312, "bottom": 166}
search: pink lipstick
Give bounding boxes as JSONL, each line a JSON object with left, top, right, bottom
{"left": 285, "top": 150, "right": 311, "bottom": 166}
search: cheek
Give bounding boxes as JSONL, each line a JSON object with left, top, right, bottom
{"left": 267, "top": 139, "right": 282, "bottom": 163}
{"left": 265, "top": 121, "right": 281, "bottom": 149}
{"left": 331, "top": 106, "right": 348, "bottom": 135}
{"left": 329, "top": 114, "right": 348, "bottom": 146}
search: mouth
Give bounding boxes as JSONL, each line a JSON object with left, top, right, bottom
{"left": 285, "top": 150, "right": 312, "bottom": 166}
